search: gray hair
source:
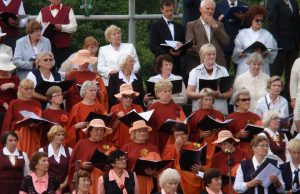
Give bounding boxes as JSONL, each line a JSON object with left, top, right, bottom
{"left": 200, "top": 0, "right": 216, "bottom": 8}
{"left": 80, "top": 80, "right": 98, "bottom": 98}
{"left": 246, "top": 52, "right": 263, "bottom": 66}
{"left": 232, "top": 88, "right": 250, "bottom": 107}
{"left": 35, "top": 52, "right": 54, "bottom": 68}
{"left": 262, "top": 110, "right": 280, "bottom": 127}
{"left": 118, "top": 54, "right": 134, "bottom": 70}
{"left": 104, "top": 24, "right": 121, "bottom": 42}
{"left": 159, "top": 168, "right": 181, "bottom": 188}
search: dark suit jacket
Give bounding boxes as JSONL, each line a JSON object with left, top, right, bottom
{"left": 267, "top": 0, "right": 300, "bottom": 51}
{"left": 182, "top": 0, "right": 201, "bottom": 27}
{"left": 185, "top": 19, "right": 229, "bottom": 71}
{"left": 107, "top": 72, "right": 145, "bottom": 109}
{"left": 280, "top": 161, "right": 300, "bottom": 193}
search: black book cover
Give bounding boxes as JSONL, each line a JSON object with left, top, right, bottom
{"left": 85, "top": 112, "right": 114, "bottom": 124}
{"left": 146, "top": 79, "right": 182, "bottom": 97}
{"left": 133, "top": 159, "right": 173, "bottom": 176}
{"left": 35, "top": 80, "right": 74, "bottom": 95}
{"left": 90, "top": 149, "right": 108, "bottom": 171}
{"left": 179, "top": 143, "right": 207, "bottom": 172}
{"left": 197, "top": 115, "right": 233, "bottom": 131}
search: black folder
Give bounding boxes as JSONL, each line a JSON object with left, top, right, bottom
{"left": 159, "top": 112, "right": 195, "bottom": 134}
{"left": 198, "top": 76, "right": 234, "bottom": 93}
{"left": 223, "top": 6, "right": 249, "bottom": 21}
{"left": 280, "top": 114, "right": 294, "bottom": 126}
{"left": 42, "top": 23, "right": 55, "bottom": 40}
{"left": 0, "top": 12, "right": 27, "bottom": 26}
{"left": 35, "top": 80, "right": 74, "bottom": 95}
{"left": 179, "top": 143, "right": 207, "bottom": 172}
{"left": 197, "top": 115, "right": 233, "bottom": 131}
{"left": 160, "top": 39, "right": 193, "bottom": 52}
{"left": 118, "top": 110, "right": 153, "bottom": 127}
{"left": 90, "top": 149, "right": 108, "bottom": 171}
{"left": 146, "top": 79, "right": 182, "bottom": 96}
{"left": 221, "top": 174, "right": 236, "bottom": 185}
{"left": 133, "top": 159, "right": 173, "bottom": 176}
{"left": 242, "top": 124, "right": 264, "bottom": 142}
{"left": 85, "top": 112, "right": 114, "bottom": 124}
{"left": 15, "top": 110, "right": 56, "bottom": 128}
{"left": 242, "top": 41, "right": 269, "bottom": 53}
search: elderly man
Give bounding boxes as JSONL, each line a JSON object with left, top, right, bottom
{"left": 186, "top": 0, "right": 229, "bottom": 72}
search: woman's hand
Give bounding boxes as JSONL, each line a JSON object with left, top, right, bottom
{"left": 191, "top": 164, "right": 202, "bottom": 173}
{"left": 3, "top": 102, "right": 8, "bottom": 110}
{"left": 116, "top": 111, "right": 125, "bottom": 118}
{"left": 199, "top": 130, "right": 212, "bottom": 139}
{"left": 144, "top": 93, "right": 154, "bottom": 103}
{"left": 270, "top": 175, "right": 281, "bottom": 188}
{"left": 175, "top": 135, "right": 185, "bottom": 152}
{"left": 291, "top": 98, "right": 296, "bottom": 108}
{"left": 82, "top": 161, "right": 93, "bottom": 170}
{"left": 75, "top": 122, "right": 89, "bottom": 130}
{"left": 213, "top": 90, "right": 222, "bottom": 98}
{"left": 246, "top": 179, "right": 262, "bottom": 188}
{"left": 144, "top": 167, "right": 157, "bottom": 177}
{"left": 236, "top": 129, "right": 249, "bottom": 138}
{"left": 109, "top": 69, "right": 119, "bottom": 75}
{"left": 59, "top": 176, "right": 69, "bottom": 191}
{"left": 0, "top": 83, "right": 15, "bottom": 91}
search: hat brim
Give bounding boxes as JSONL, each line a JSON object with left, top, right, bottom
{"left": 115, "top": 91, "right": 140, "bottom": 99}
{"left": 129, "top": 125, "right": 152, "bottom": 134}
{"left": 70, "top": 56, "right": 97, "bottom": 66}
{"left": 0, "top": 63, "right": 16, "bottom": 71}
{"left": 82, "top": 125, "right": 113, "bottom": 136}
{"left": 212, "top": 136, "right": 240, "bottom": 144}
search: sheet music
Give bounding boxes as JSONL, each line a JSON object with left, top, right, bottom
{"left": 139, "top": 109, "right": 154, "bottom": 121}
{"left": 253, "top": 163, "right": 281, "bottom": 188}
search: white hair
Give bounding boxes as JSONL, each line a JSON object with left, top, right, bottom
{"left": 80, "top": 80, "right": 98, "bottom": 98}
{"left": 262, "top": 110, "right": 280, "bottom": 127}
{"left": 159, "top": 168, "right": 180, "bottom": 188}
{"left": 200, "top": 0, "right": 216, "bottom": 8}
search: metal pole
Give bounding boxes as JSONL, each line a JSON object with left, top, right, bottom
{"left": 128, "top": 0, "right": 136, "bottom": 45}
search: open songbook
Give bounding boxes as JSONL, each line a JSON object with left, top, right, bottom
{"left": 179, "top": 143, "right": 207, "bottom": 172}
{"left": 133, "top": 159, "right": 173, "bottom": 176}
{"left": 16, "top": 110, "right": 56, "bottom": 128}
{"left": 158, "top": 112, "right": 195, "bottom": 134}
{"left": 198, "top": 76, "right": 234, "bottom": 93}
{"left": 118, "top": 109, "right": 154, "bottom": 127}
{"left": 197, "top": 115, "right": 233, "bottom": 131}
{"left": 35, "top": 80, "right": 74, "bottom": 95}
{"left": 160, "top": 39, "right": 193, "bottom": 52}
{"left": 146, "top": 79, "right": 182, "bottom": 97}
{"left": 242, "top": 41, "right": 281, "bottom": 53}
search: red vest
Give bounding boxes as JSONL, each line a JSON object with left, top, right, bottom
{"left": 40, "top": 5, "right": 72, "bottom": 48}
{"left": 0, "top": 0, "right": 21, "bottom": 37}
{"left": 263, "top": 131, "right": 286, "bottom": 162}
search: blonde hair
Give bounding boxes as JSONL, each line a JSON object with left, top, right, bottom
{"left": 287, "top": 139, "right": 300, "bottom": 153}
{"left": 262, "top": 110, "right": 280, "bottom": 127}
{"left": 154, "top": 80, "right": 173, "bottom": 98}
{"left": 83, "top": 36, "right": 99, "bottom": 49}
{"left": 35, "top": 52, "right": 54, "bottom": 68}
{"left": 130, "top": 131, "right": 149, "bottom": 141}
{"left": 267, "top": 75, "right": 284, "bottom": 90}
{"left": 199, "top": 43, "right": 216, "bottom": 62}
{"left": 198, "top": 88, "right": 214, "bottom": 109}
{"left": 47, "top": 124, "right": 65, "bottom": 142}
{"left": 17, "top": 79, "right": 34, "bottom": 99}
{"left": 104, "top": 25, "right": 121, "bottom": 42}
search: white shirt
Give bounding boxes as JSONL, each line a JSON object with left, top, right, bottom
{"left": 26, "top": 71, "right": 64, "bottom": 87}
{"left": 200, "top": 17, "right": 211, "bottom": 42}
{"left": 3, "top": 147, "right": 29, "bottom": 175}
{"left": 36, "top": 3, "right": 77, "bottom": 34}
{"left": 0, "top": 43, "right": 13, "bottom": 59}
{"left": 254, "top": 93, "right": 289, "bottom": 119}
{"left": 163, "top": 16, "right": 174, "bottom": 40}
{"left": 118, "top": 70, "right": 137, "bottom": 84}
{"left": 234, "top": 156, "right": 285, "bottom": 194}
{"left": 289, "top": 161, "right": 300, "bottom": 186}
{"left": 2, "top": 0, "right": 27, "bottom": 28}
{"left": 39, "top": 144, "right": 72, "bottom": 163}
{"left": 227, "top": 0, "right": 237, "bottom": 7}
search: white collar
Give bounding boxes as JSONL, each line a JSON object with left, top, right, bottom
{"left": 47, "top": 143, "right": 66, "bottom": 158}
{"left": 252, "top": 156, "right": 266, "bottom": 169}
{"left": 266, "top": 93, "right": 281, "bottom": 104}
{"left": 155, "top": 73, "right": 177, "bottom": 80}
{"left": 264, "top": 128, "right": 279, "bottom": 137}
{"left": 200, "top": 17, "right": 208, "bottom": 25}
{"left": 163, "top": 15, "right": 174, "bottom": 24}
{"left": 290, "top": 161, "right": 300, "bottom": 173}
{"left": 3, "top": 147, "right": 19, "bottom": 156}
{"left": 118, "top": 70, "right": 137, "bottom": 83}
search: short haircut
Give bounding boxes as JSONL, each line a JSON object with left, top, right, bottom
{"left": 154, "top": 54, "right": 173, "bottom": 74}
{"left": 198, "top": 88, "right": 215, "bottom": 109}
{"left": 83, "top": 36, "right": 99, "bottom": 49}
{"left": 72, "top": 170, "right": 91, "bottom": 188}
{"left": 246, "top": 52, "right": 263, "bottom": 66}
{"left": 232, "top": 88, "right": 250, "bottom": 107}
{"left": 104, "top": 25, "right": 121, "bottom": 42}
{"left": 1, "top": 131, "right": 18, "bottom": 146}
{"left": 172, "top": 122, "right": 188, "bottom": 134}
{"left": 80, "top": 80, "right": 98, "bottom": 98}
{"left": 199, "top": 43, "right": 216, "bottom": 63}
{"left": 154, "top": 80, "right": 173, "bottom": 97}
{"left": 26, "top": 20, "right": 42, "bottom": 34}
{"left": 200, "top": 0, "right": 216, "bottom": 8}
{"left": 29, "top": 152, "right": 48, "bottom": 171}
{"left": 45, "top": 86, "right": 62, "bottom": 102}
{"left": 246, "top": 5, "right": 266, "bottom": 26}
{"left": 118, "top": 54, "right": 134, "bottom": 70}
{"left": 262, "top": 110, "right": 280, "bottom": 127}
{"left": 250, "top": 135, "right": 269, "bottom": 149}
{"left": 267, "top": 75, "right": 284, "bottom": 90}
{"left": 35, "top": 52, "right": 54, "bottom": 68}
{"left": 160, "top": 0, "right": 175, "bottom": 9}
{"left": 47, "top": 124, "right": 65, "bottom": 142}
{"left": 288, "top": 139, "right": 300, "bottom": 153}
{"left": 159, "top": 168, "right": 180, "bottom": 187}
{"left": 107, "top": 149, "right": 126, "bottom": 165}
{"left": 203, "top": 168, "right": 221, "bottom": 185}
{"left": 17, "top": 79, "right": 34, "bottom": 99}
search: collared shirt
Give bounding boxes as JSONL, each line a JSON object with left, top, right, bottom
{"left": 205, "top": 186, "right": 222, "bottom": 194}
{"left": 2, "top": 0, "right": 27, "bottom": 28}
{"left": 161, "top": 188, "right": 177, "bottom": 194}
{"left": 254, "top": 93, "right": 289, "bottom": 118}
{"left": 227, "top": 0, "right": 237, "bottom": 7}
{"left": 30, "top": 172, "right": 49, "bottom": 194}
{"left": 234, "top": 156, "right": 285, "bottom": 194}
{"left": 163, "top": 16, "right": 175, "bottom": 40}
{"left": 38, "top": 144, "right": 72, "bottom": 163}
{"left": 118, "top": 70, "right": 137, "bottom": 84}
{"left": 289, "top": 161, "right": 300, "bottom": 183}
{"left": 200, "top": 17, "right": 211, "bottom": 42}
{"left": 3, "top": 147, "right": 30, "bottom": 175}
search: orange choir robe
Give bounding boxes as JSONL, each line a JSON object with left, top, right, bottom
{"left": 122, "top": 141, "right": 161, "bottom": 194}
{"left": 2, "top": 99, "right": 42, "bottom": 157}
{"left": 227, "top": 111, "right": 260, "bottom": 156}
{"left": 68, "top": 139, "right": 115, "bottom": 194}
{"left": 110, "top": 103, "right": 143, "bottom": 148}
{"left": 66, "top": 101, "right": 106, "bottom": 148}
{"left": 188, "top": 109, "right": 224, "bottom": 168}
{"left": 162, "top": 143, "right": 177, "bottom": 168}
{"left": 66, "top": 70, "right": 108, "bottom": 111}
{"left": 147, "top": 100, "right": 186, "bottom": 152}
{"left": 175, "top": 142, "right": 203, "bottom": 193}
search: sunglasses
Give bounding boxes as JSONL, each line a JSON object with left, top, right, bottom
{"left": 43, "top": 58, "right": 53, "bottom": 62}
{"left": 239, "top": 98, "right": 251, "bottom": 102}
{"left": 123, "top": 95, "right": 134, "bottom": 99}
{"left": 254, "top": 19, "right": 264, "bottom": 23}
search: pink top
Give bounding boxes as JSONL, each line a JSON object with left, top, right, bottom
{"left": 161, "top": 189, "right": 177, "bottom": 194}
{"left": 205, "top": 186, "right": 223, "bottom": 194}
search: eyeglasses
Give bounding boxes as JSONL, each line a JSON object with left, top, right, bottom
{"left": 203, "top": 97, "right": 214, "bottom": 102}
{"left": 272, "top": 116, "right": 280, "bottom": 120}
{"left": 52, "top": 93, "right": 63, "bottom": 98}
{"left": 43, "top": 58, "right": 53, "bottom": 62}
{"left": 22, "top": 87, "right": 34, "bottom": 91}
{"left": 123, "top": 95, "right": 134, "bottom": 99}
{"left": 254, "top": 19, "right": 264, "bottom": 23}
{"left": 257, "top": 144, "right": 269, "bottom": 148}
{"left": 116, "top": 157, "right": 127, "bottom": 161}
{"left": 239, "top": 98, "right": 251, "bottom": 102}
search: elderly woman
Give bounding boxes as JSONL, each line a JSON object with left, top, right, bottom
{"left": 227, "top": 88, "right": 261, "bottom": 155}
{"left": 234, "top": 136, "right": 285, "bottom": 193}
{"left": 68, "top": 119, "right": 115, "bottom": 194}
{"left": 211, "top": 130, "right": 250, "bottom": 194}
{"left": 66, "top": 49, "right": 108, "bottom": 111}
{"left": 154, "top": 168, "right": 181, "bottom": 194}
{"left": 108, "top": 54, "right": 146, "bottom": 108}
{"left": 232, "top": 5, "right": 277, "bottom": 76}
{"left": 26, "top": 52, "right": 62, "bottom": 109}
{"left": 0, "top": 54, "right": 19, "bottom": 127}
{"left": 233, "top": 52, "right": 270, "bottom": 112}
{"left": 13, "top": 20, "right": 52, "bottom": 80}
{"left": 97, "top": 24, "right": 140, "bottom": 86}
{"left": 0, "top": 131, "right": 29, "bottom": 194}
{"left": 1, "top": 79, "right": 42, "bottom": 157}
{"left": 200, "top": 168, "right": 224, "bottom": 194}
{"left": 258, "top": 110, "right": 290, "bottom": 162}
{"left": 98, "top": 149, "right": 139, "bottom": 194}
{"left": 255, "top": 76, "right": 289, "bottom": 119}
{"left": 72, "top": 170, "right": 92, "bottom": 194}
{"left": 110, "top": 83, "right": 143, "bottom": 148}
{"left": 187, "top": 43, "right": 232, "bottom": 115}
{"left": 39, "top": 125, "right": 72, "bottom": 193}
{"left": 187, "top": 88, "right": 224, "bottom": 168}
{"left": 19, "top": 152, "right": 60, "bottom": 194}
{"left": 122, "top": 120, "right": 161, "bottom": 194}
{"left": 148, "top": 54, "right": 187, "bottom": 105}
{"left": 66, "top": 80, "right": 107, "bottom": 147}
{"left": 60, "top": 36, "right": 99, "bottom": 74}
{"left": 280, "top": 139, "right": 300, "bottom": 194}
{"left": 147, "top": 80, "right": 186, "bottom": 152}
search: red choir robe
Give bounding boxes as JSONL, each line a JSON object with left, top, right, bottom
{"left": 122, "top": 141, "right": 161, "bottom": 194}
{"left": 66, "top": 70, "right": 108, "bottom": 111}
{"left": 187, "top": 108, "right": 224, "bottom": 168}
{"left": 0, "top": 75, "right": 19, "bottom": 112}
{"left": 68, "top": 139, "right": 115, "bottom": 194}
{"left": 147, "top": 100, "right": 186, "bottom": 152}
{"left": 66, "top": 101, "right": 106, "bottom": 148}
{"left": 227, "top": 111, "right": 260, "bottom": 156}
{"left": 110, "top": 103, "right": 143, "bottom": 148}
{"left": 2, "top": 99, "right": 42, "bottom": 157}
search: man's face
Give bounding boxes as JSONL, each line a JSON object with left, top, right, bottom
{"left": 200, "top": 1, "right": 215, "bottom": 19}
{"left": 161, "top": 4, "right": 174, "bottom": 20}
